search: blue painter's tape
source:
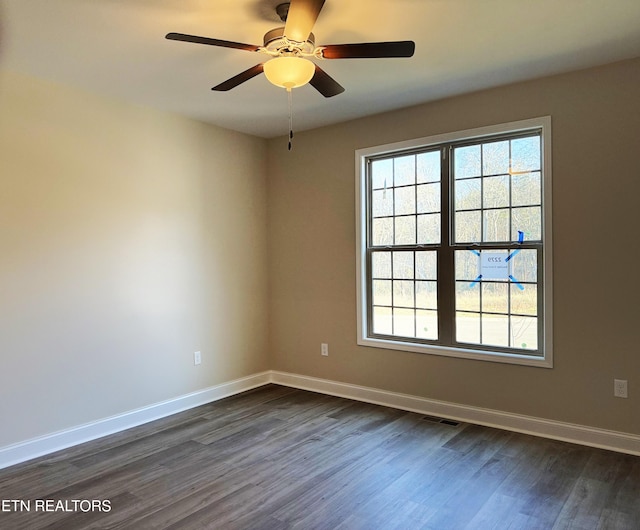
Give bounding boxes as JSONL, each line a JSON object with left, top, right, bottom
{"left": 509, "top": 275, "right": 525, "bottom": 290}
{"left": 469, "top": 249, "right": 480, "bottom": 257}
{"left": 505, "top": 249, "right": 520, "bottom": 262}
{"left": 470, "top": 274, "right": 482, "bottom": 287}
{"left": 506, "top": 231, "right": 526, "bottom": 262}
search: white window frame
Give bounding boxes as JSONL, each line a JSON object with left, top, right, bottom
{"left": 355, "top": 117, "right": 553, "bottom": 368}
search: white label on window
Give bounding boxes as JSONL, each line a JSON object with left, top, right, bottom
{"left": 480, "top": 253, "right": 509, "bottom": 280}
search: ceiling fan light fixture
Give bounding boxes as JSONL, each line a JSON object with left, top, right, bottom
{"left": 263, "top": 56, "right": 315, "bottom": 89}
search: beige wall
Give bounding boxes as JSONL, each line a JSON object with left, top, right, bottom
{"left": 2, "top": 57, "right": 639, "bottom": 451}
{"left": 267, "top": 57, "right": 640, "bottom": 435}
{"left": 0, "top": 71, "right": 268, "bottom": 447}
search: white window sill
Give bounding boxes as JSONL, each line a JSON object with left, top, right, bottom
{"left": 358, "top": 336, "right": 553, "bottom": 368}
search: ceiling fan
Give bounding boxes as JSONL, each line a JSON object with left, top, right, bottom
{"left": 165, "top": 0, "right": 416, "bottom": 98}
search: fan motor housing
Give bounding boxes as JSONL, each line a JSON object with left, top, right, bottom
{"left": 263, "top": 27, "right": 315, "bottom": 55}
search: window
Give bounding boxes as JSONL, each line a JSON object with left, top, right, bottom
{"left": 356, "top": 118, "right": 552, "bottom": 367}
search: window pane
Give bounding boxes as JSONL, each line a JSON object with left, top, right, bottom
{"left": 417, "top": 183, "right": 440, "bottom": 213}
{"left": 373, "top": 280, "right": 392, "bottom": 306}
{"left": 417, "top": 151, "right": 440, "bottom": 183}
{"left": 416, "top": 310, "right": 438, "bottom": 340}
{"left": 455, "top": 178, "right": 481, "bottom": 210}
{"left": 373, "top": 306, "right": 392, "bottom": 335}
{"left": 510, "top": 316, "right": 538, "bottom": 350}
{"left": 482, "top": 283, "right": 508, "bottom": 313}
{"left": 394, "top": 155, "right": 415, "bottom": 186}
{"left": 393, "top": 280, "right": 414, "bottom": 307}
{"left": 483, "top": 140, "right": 510, "bottom": 176}
{"left": 455, "top": 250, "right": 479, "bottom": 282}
{"left": 456, "top": 282, "right": 480, "bottom": 311}
{"left": 416, "top": 251, "right": 437, "bottom": 280}
{"left": 512, "top": 172, "right": 541, "bottom": 207}
{"left": 512, "top": 206, "right": 541, "bottom": 241}
{"left": 393, "top": 251, "right": 414, "bottom": 279}
{"left": 372, "top": 189, "right": 393, "bottom": 217}
{"left": 416, "top": 281, "right": 437, "bottom": 309}
{"left": 511, "top": 136, "right": 540, "bottom": 173}
{"left": 454, "top": 145, "right": 481, "bottom": 179}
{"left": 483, "top": 209, "right": 510, "bottom": 242}
{"left": 417, "top": 214, "right": 440, "bottom": 244}
{"left": 393, "top": 308, "right": 415, "bottom": 337}
{"left": 394, "top": 186, "right": 416, "bottom": 215}
{"left": 482, "top": 315, "right": 509, "bottom": 347}
{"left": 394, "top": 216, "right": 416, "bottom": 245}
{"left": 483, "top": 175, "right": 510, "bottom": 208}
{"left": 455, "top": 211, "right": 481, "bottom": 243}
{"left": 510, "top": 249, "right": 537, "bottom": 283}
{"left": 510, "top": 283, "right": 537, "bottom": 316}
{"left": 372, "top": 252, "right": 391, "bottom": 279}
{"left": 371, "top": 159, "right": 393, "bottom": 189}
{"left": 372, "top": 217, "right": 393, "bottom": 246}
{"left": 457, "top": 312, "right": 480, "bottom": 344}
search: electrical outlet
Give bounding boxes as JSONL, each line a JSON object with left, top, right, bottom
{"left": 321, "top": 343, "right": 329, "bottom": 356}
{"left": 194, "top": 351, "right": 202, "bottom": 366}
{"left": 614, "top": 379, "right": 627, "bottom": 398}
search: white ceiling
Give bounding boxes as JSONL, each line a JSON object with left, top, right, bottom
{"left": 2, "top": 0, "right": 640, "bottom": 138}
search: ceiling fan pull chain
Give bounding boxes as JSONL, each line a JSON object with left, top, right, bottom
{"left": 287, "top": 87, "right": 294, "bottom": 151}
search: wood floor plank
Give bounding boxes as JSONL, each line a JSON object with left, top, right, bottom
{"left": 552, "top": 476, "right": 612, "bottom": 529}
{"left": 464, "top": 492, "right": 529, "bottom": 530}
{"left": 517, "top": 442, "right": 593, "bottom": 528}
{"left": 0, "top": 384, "right": 638, "bottom": 529}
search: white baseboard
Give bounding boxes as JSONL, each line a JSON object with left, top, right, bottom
{"left": 0, "top": 371, "right": 271, "bottom": 470}
{"left": 271, "top": 371, "right": 640, "bottom": 456}
{"left": 3, "top": 369, "right": 638, "bottom": 470}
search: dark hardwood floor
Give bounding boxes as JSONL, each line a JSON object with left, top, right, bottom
{"left": 1, "top": 384, "right": 638, "bottom": 529}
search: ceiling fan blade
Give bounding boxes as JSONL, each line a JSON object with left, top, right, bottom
{"left": 166, "top": 32, "right": 260, "bottom": 52}
{"left": 284, "top": 0, "right": 326, "bottom": 43}
{"left": 212, "top": 64, "right": 265, "bottom": 91}
{"left": 321, "top": 41, "right": 415, "bottom": 59}
{"left": 309, "top": 65, "right": 345, "bottom": 98}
